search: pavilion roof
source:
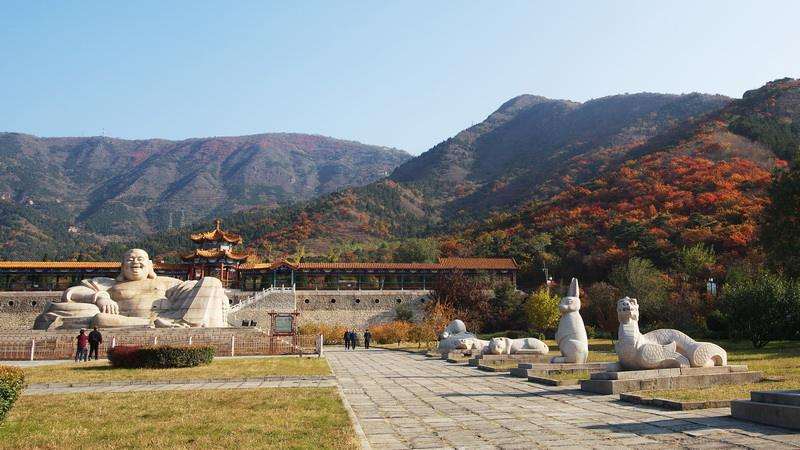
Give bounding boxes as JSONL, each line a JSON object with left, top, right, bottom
{"left": 238, "top": 257, "right": 517, "bottom": 271}
{"left": 438, "top": 257, "right": 518, "bottom": 270}
{"left": 189, "top": 219, "right": 243, "bottom": 245}
{"left": 181, "top": 248, "right": 249, "bottom": 262}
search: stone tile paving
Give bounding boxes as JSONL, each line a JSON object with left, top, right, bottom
{"left": 327, "top": 348, "right": 800, "bottom": 450}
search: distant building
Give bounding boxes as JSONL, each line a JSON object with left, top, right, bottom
{"left": 0, "top": 220, "right": 517, "bottom": 291}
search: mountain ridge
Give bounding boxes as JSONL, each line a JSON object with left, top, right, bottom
{"left": 0, "top": 132, "right": 411, "bottom": 259}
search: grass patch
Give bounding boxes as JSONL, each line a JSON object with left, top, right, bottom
{"left": 23, "top": 356, "right": 330, "bottom": 384}
{"left": 542, "top": 370, "right": 591, "bottom": 381}
{"left": 634, "top": 340, "right": 800, "bottom": 402}
{"left": 0, "top": 387, "right": 356, "bottom": 449}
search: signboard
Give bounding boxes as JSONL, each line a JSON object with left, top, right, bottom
{"left": 274, "top": 314, "right": 294, "bottom": 334}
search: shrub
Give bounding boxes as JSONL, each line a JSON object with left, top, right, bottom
{"left": 298, "top": 323, "right": 347, "bottom": 344}
{"left": 524, "top": 288, "right": 560, "bottom": 335}
{"left": 371, "top": 321, "right": 413, "bottom": 345}
{"left": 108, "top": 345, "right": 215, "bottom": 369}
{"left": 394, "top": 303, "right": 414, "bottom": 322}
{"left": 720, "top": 271, "right": 798, "bottom": 348}
{"left": 407, "top": 323, "right": 436, "bottom": 348}
{"left": 0, "top": 365, "right": 24, "bottom": 423}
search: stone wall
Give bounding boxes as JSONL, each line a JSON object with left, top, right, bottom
{"left": 0, "top": 292, "right": 56, "bottom": 330}
{"left": 296, "top": 290, "right": 428, "bottom": 329}
{"left": 0, "top": 289, "right": 430, "bottom": 331}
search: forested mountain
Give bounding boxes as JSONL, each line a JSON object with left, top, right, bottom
{"left": 0, "top": 133, "right": 410, "bottom": 259}
{"left": 458, "top": 78, "right": 799, "bottom": 281}
{"left": 9, "top": 78, "right": 799, "bottom": 285}
{"left": 136, "top": 87, "right": 742, "bottom": 263}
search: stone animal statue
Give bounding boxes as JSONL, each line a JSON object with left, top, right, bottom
{"left": 551, "top": 278, "right": 589, "bottom": 364}
{"left": 437, "top": 319, "right": 478, "bottom": 356}
{"left": 610, "top": 296, "right": 727, "bottom": 371}
{"left": 441, "top": 319, "right": 468, "bottom": 339}
{"left": 454, "top": 337, "right": 490, "bottom": 355}
{"left": 486, "top": 337, "right": 549, "bottom": 355}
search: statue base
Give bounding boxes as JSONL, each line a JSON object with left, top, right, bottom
{"left": 580, "top": 365, "right": 763, "bottom": 395}
{"left": 468, "top": 353, "right": 550, "bottom": 367}
{"left": 445, "top": 351, "right": 472, "bottom": 362}
{"left": 509, "top": 362, "right": 610, "bottom": 378}
{"left": 732, "top": 390, "right": 800, "bottom": 430}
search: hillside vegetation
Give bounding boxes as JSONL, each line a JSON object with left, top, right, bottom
{"left": 0, "top": 133, "right": 410, "bottom": 259}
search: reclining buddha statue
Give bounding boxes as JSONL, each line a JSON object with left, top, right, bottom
{"left": 33, "top": 249, "right": 230, "bottom": 330}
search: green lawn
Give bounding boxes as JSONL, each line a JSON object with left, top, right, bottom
{"left": 635, "top": 340, "right": 800, "bottom": 402}
{"left": 0, "top": 388, "right": 356, "bottom": 449}
{"left": 531, "top": 370, "right": 591, "bottom": 381}
{"left": 23, "top": 356, "right": 330, "bottom": 384}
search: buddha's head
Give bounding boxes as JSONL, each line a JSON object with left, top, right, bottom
{"left": 118, "top": 248, "right": 157, "bottom": 281}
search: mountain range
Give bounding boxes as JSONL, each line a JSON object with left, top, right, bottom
{"left": 0, "top": 133, "right": 409, "bottom": 258}
{"left": 3, "top": 78, "right": 799, "bottom": 285}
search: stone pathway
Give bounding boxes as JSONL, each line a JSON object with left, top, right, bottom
{"left": 24, "top": 375, "right": 336, "bottom": 395}
{"left": 327, "top": 348, "right": 800, "bottom": 450}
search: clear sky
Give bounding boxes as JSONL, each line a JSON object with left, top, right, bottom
{"left": 1, "top": 1, "right": 799, "bottom": 155}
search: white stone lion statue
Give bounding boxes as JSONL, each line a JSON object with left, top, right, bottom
{"left": 551, "top": 277, "right": 589, "bottom": 364}
{"left": 610, "top": 296, "right": 727, "bottom": 371}
{"left": 485, "top": 336, "right": 549, "bottom": 355}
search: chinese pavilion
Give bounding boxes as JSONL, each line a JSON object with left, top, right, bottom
{"left": 181, "top": 219, "right": 248, "bottom": 287}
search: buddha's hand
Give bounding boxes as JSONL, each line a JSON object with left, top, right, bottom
{"left": 95, "top": 293, "right": 120, "bottom": 315}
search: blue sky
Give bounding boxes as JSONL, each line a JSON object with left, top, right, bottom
{"left": 1, "top": 1, "right": 799, "bottom": 155}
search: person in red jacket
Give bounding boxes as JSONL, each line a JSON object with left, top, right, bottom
{"left": 75, "top": 329, "right": 89, "bottom": 362}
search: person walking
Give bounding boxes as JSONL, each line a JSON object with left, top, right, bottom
{"left": 88, "top": 327, "right": 103, "bottom": 360}
{"left": 75, "top": 329, "right": 89, "bottom": 362}
{"left": 364, "top": 329, "right": 372, "bottom": 349}
{"left": 350, "top": 329, "right": 358, "bottom": 350}
{"left": 343, "top": 329, "right": 351, "bottom": 350}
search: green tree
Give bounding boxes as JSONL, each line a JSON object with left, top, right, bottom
{"left": 584, "top": 282, "right": 621, "bottom": 340}
{"left": 610, "top": 257, "right": 669, "bottom": 325}
{"left": 676, "top": 244, "right": 716, "bottom": 280}
{"left": 394, "top": 303, "right": 414, "bottom": 322}
{"left": 394, "top": 238, "right": 440, "bottom": 263}
{"left": 761, "top": 159, "right": 800, "bottom": 277}
{"left": 524, "top": 288, "right": 560, "bottom": 336}
{"left": 486, "top": 281, "right": 527, "bottom": 332}
{"left": 720, "top": 271, "right": 797, "bottom": 348}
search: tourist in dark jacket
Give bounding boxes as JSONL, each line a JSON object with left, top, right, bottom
{"left": 343, "top": 330, "right": 351, "bottom": 350}
{"left": 364, "top": 330, "right": 372, "bottom": 349}
{"left": 350, "top": 330, "right": 358, "bottom": 349}
{"left": 88, "top": 327, "right": 103, "bottom": 360}
{"left": 75, "top": 329, "right": 89, "bottom": 362}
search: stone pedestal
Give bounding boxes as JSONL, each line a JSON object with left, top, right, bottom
{"left": 445, "top": 351, "right": 472, "bottom": 363}
{"left": 732, "top": 390, "right": 800, "bottom": 430}
{"left": 580, "top": 365, "right": 762, "bottom": 395}
{"left": 468, "top": 353, "right": 550, "bottom": 367}
{"left": 509, "top": 362, "right": 610, "bottom": 378}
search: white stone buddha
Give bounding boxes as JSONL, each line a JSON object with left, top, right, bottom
{"left": 33, "top": 249, "right": 229, "bottom": 330}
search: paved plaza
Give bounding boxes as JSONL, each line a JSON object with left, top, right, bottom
{"left": 328, "top": 348, "right": 800, "bottom": 450}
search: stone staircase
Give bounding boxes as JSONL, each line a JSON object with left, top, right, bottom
{"left": 227, "top": 286, "right": 297, "bottom": 327}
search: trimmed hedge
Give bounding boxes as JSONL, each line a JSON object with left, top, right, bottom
{"left": 108, "top": 345, "right": 215, "bottom": 369}
{"left": 0, "top": 365, "right": 24, "bottom": 423}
